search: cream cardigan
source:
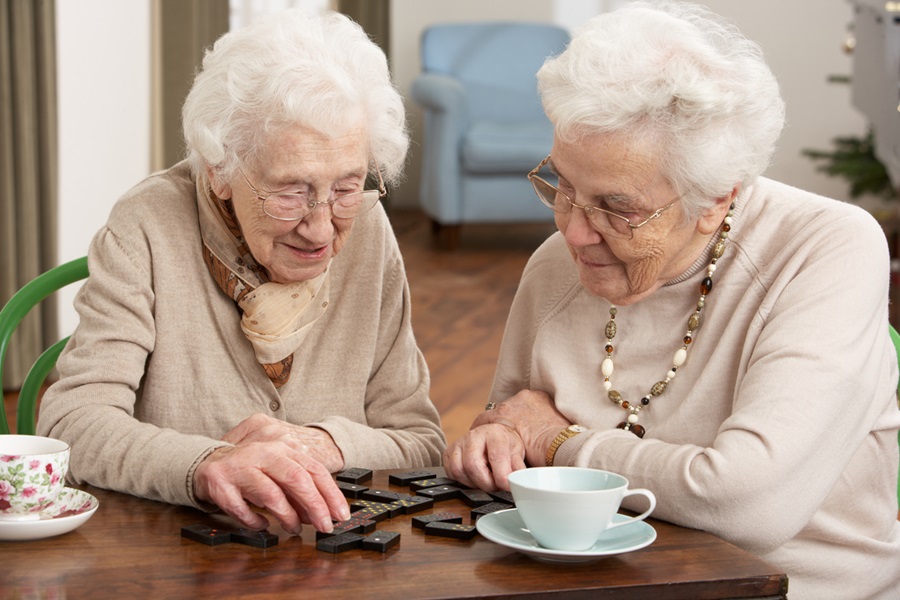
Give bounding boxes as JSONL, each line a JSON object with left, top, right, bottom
{"left": 39, "top": 161, "right": 445, "bottom": 508}
{"left": 491, "top": 177, "right": 900, "bottom": 599}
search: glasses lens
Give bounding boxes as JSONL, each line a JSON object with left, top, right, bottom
{"left": 263, "top": 190, "right": 381, "bottom": 221}
{"left": 265, "top": 196, "right": 312, "bottom": 220}
{"left": 531, "top": 177, "right": 571, "bottom": 213}
{"left": 332, "top": 190, "right": 380, "bottom": 219}
{"left": 264, "top": 194, "right": 312, "bottom": 220}
{"left": 584, "top": 208, "right": 633, "bottom": 239}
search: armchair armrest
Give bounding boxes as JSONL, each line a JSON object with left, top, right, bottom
{"left": 411, "top": 73, "right": 466, "bottom": 113}
{"left": 411, "top": 73, "right": 468, "bottom": 222}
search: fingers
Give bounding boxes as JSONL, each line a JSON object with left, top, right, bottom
{"left": 193, "top": 442, "right": 350, "bottom": 535}
{"left": 270, "top": 453, "right": 350, "bottom": 530}
{"left": 443, "top": 444, "right": 478, "bottom": 489}
{"left": 207, "top": 479, "right": 273, "bottom": 531}
{"left": 444, "top": 424, "right": 525, "bottom": 492}
{"left": 481, "top": 425, "right": 527, "bottom": 490}
{"left": 484, "top": 432, "right": 527, "bottom": 490}
{"left": 195, "top": 447, "right": 304, "bottom": 534}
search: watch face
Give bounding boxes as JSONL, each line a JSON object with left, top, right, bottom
{"left": 569, "top": 425, "right": 585, "bottom": 433}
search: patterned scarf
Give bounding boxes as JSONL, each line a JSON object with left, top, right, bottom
{"left": 196, "top": 172, "right": 331, "bottom": 388}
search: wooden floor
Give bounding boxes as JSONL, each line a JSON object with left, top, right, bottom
{"left": 3, "top": 210, "right": 557, "bottom": 446}
{"left": 391, "top": 210, "right": 557, "bottom": 445}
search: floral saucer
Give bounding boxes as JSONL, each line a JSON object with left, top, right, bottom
{"left": 0, "top": 488, "right": 98, "bottom": 541}
{"left": 475, "top": 508, "right": 656, "bottom": 563}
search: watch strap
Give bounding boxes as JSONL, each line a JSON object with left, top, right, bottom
{"left": 545, "top": 425, "right": 583, "bottom": 466}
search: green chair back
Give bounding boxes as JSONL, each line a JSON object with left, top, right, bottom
{"left": 0, "top": 257, "right": 89, "bottom": 435}
{"left": 889, "top": 325, "right": 900, "bottom": 505}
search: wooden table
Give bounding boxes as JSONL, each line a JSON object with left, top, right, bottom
{"left": 1, "top": 470, "right": 788, "bottom": 599}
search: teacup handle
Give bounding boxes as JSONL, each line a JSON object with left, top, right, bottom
{"left": 606, "top": 488, "right": 657, "bottom": 530}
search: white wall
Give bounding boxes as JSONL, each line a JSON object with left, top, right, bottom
{"left": 56, "top": 0, "right": 152, "bottom": 334}
{"left": 391, "top": 0, "right": 868, "bottom": 209}
{"left": 701, "top": 1, "right": 867, "bottom": 204}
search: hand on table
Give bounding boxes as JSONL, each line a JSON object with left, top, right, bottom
{"left": 443, "top": 389, "right": 571, "bottom": 491}
{"left": 192, "top": 414, "right": 350, "bottom": 535}
{"left": 443, "top": 423, "right": 526, "bottom": 491}
{"left": 222, "top": 413, "right": 345, "bottom": 472}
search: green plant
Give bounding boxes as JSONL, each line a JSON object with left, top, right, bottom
{"left": 803, "top": 129, "right": 895, "bottom": 200}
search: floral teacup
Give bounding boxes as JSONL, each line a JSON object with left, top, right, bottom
{"left": 0, "top": 435, "right": 69, "bottom": 521}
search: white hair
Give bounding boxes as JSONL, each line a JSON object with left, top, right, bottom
{"left": 537, "top": 1, "right": 785, "bottom": 214}
{"left": 182, "top": 10, "right": 409, "bottom": 185}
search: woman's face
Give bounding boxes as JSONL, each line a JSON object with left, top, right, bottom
{"left": 550, "top": 133, "right": 727, "bottom": 306}
{"left": 211, "top": 124, "right": 369, "bottom": 284}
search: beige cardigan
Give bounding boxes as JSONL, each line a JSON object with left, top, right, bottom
{"left": 491, "top": 177, "right": 900, "bottom": 599}
{"left": 39, "top": 161, "right": 445, "bottom": 508}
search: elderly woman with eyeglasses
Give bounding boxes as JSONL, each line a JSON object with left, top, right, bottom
{"left": 38, "top": 11, "right": 444, "bottom": 536}
{"left": 444, "top": 2, "right": 900, "bottom": 598}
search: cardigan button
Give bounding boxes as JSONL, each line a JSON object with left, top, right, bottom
{"left": 269, "top": 400, "right": 280, "bottom": 412}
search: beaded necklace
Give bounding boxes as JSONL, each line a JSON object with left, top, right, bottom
{"left": 601, "top": 202, "right": 735, "bottom": 438}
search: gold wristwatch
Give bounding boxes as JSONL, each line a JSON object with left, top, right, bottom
{"left": 545, "top": 424, "right": 585, "bottom": 466}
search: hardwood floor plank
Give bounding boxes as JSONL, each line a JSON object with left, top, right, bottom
{"left": 391, "top": 209, "right": 556, "bottom": 445}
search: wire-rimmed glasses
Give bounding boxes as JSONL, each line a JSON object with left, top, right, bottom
{"left": 239, "top": 164, "right": 387, "bottom": 221}
{"left": 528, "top": 155, "right": 681, "bottom": 239}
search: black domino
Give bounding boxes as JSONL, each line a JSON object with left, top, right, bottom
{"left": 336, "top": 480, "right": 369, "bottom": 499}
{"left": 424, "top": 521, "right": 478, "bottom": 540}
{"left": 349, "top": 501, "right": 398, "bottom": 521}
{"left": 316, "top": 532, "right": 365, "bottom": 553}
{"left": 230, "top": 528, "right": 279, "bottom": 548}
{"left": 409, "top": 477, "right": 461, "bottom": 492}
{"left": 316, "top": 516, "right": 377, "bottom": 540}
{"left": 348, "top": 507, "right": 390, "bottom": 523}
{"left": 470, "top": 502, "right": 514, "bottom": 520}
{"left": 411, "top": 512, "right": 463, "bottom": 530}
{"left": 350, "top": 499, "right": 403, "bottom": 519}
{"left": 488, "top": 490, "right": 516, "bottom": 505}
{"left": 459, "top": 488, "right": 494, "bottom": 507}
{"left": 181, "top": 524, "right": 232, "bottom": 546}
{"left": 388, "top": 470, "right": 438, "bottom": 486}
{"left": 416, "top": 485, "right": 461, "bottom": 502}
{"left": 361, "top": 489, "right": 405, "bottom": 502}
{"left": 361, "top": 530, "right": 401, "bottom": 552}
{"left": 335, "top": 468, "right": 373, "bottom": 484}
{"left": 390, "top": 495, "right": 434, "bottom": 515}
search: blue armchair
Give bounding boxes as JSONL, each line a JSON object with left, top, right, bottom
{"left": 411, "top": 22, "right": 570, "bottom": 249}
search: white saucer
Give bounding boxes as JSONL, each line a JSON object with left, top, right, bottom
{"left": 476, "top": 508, "right": 656, "bottom": 563}
{"left": 0, "top": 488, "right": 98, "bottom": 541}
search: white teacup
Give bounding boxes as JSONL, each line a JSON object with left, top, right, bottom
{"left": 508, "top": 466, "right": 656, "bottom": 552}
{"left": 0, "top": 435, "right": 70, "bottom": 521}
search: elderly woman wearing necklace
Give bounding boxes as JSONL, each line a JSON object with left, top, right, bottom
{"left": 443, "top": 2, "right": 900, "bottom": 598}
{"left": 38, "top": 11, "right": 444, "bottom": 537}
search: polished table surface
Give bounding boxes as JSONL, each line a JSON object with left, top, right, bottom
{"left": 2, "top": 469, "right": 788, "bottom": 599}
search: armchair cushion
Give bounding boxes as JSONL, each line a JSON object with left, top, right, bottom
{"left": 462, "top": 120, "right": 555, "bottom": 173}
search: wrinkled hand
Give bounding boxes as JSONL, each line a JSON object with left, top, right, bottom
{"left": 443, "top": 390, "right": 570, "bottom": 491}
{"left": 473, "top": 389, "right": 570, "bottom": 467}
{"left": 192, "top": 414, "right": 350, "bottom": 535}
{"left": 222, "top": 413, "right": 345, "bottom": 473}
{"left": 443, "top": 423, "right": 527, "bottom": 491}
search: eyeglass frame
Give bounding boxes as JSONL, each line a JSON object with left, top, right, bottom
{"left": 238, "top": 162, "right": 387, "bottom": 222}
{"left": 527, "top": 155, "right": 682, "bottom": 237}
